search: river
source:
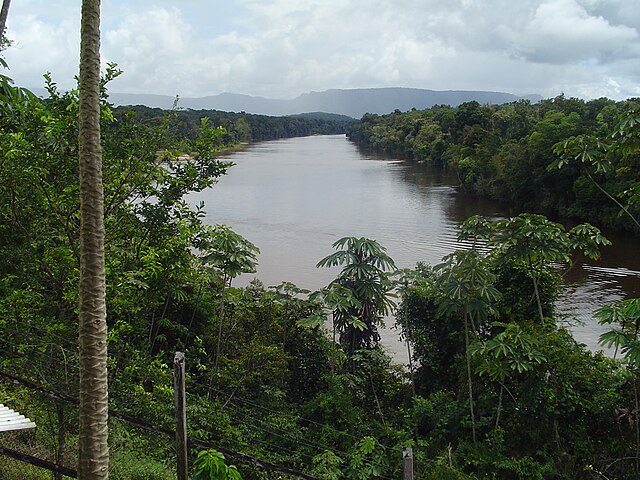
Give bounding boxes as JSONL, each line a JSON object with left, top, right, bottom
{"left": 188, "top": 134, "right": 640, "bottom": 363}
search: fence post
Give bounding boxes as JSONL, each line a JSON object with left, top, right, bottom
{"left": 403, "top": 447, "right": 413, "bottom": 480}
{"left": 174, "top": 351, "right": 188, "bottom": 480}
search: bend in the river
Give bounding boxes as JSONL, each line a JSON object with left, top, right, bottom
{"left": 188, "top": 135, "right": 640, "bottom": 363}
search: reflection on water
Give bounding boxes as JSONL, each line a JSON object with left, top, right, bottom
{"left": 188, "top": 135, "right": 640, "bottom": 363}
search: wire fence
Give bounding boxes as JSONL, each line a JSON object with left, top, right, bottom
{"left": 0, "top": 321, "right": 403, "bottom": 480}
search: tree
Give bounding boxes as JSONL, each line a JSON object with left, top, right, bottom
{"left": 0, "top": 0, "right": 10, "bottom": 41}
{"left": 316, "top": 237, "right": 396, "bottom": 357}
{"left": 551, "top": 105, "right": 640, "bottom": 232}
{"left": 0, "top": 62, "right": 234, "bottom": 390}
{"left": 462, "top": 214, "right": 610, "bottom": 324}
{"left": 469, "top": 322, "right": 545, "bottom": 430}
{"left": 435, "top": 249, "right": 500, "bottom": 444}
{"left": 202, "top": 224, "right": 259, "bottom": 367}
{"left": 553, "top": 104, "right": 640, "bottom": 474}
{"left": 597, "top": 298, "right": 640, "bottom": 473}
{"left": 77, "top": 0, "right": 108, "bottom": 478}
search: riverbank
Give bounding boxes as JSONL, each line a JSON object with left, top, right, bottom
{"left": 347, "top": 97, "right": 640, "bottom": 236}
{"left": 217, "top": 141, "right": 250, "bottom": 156}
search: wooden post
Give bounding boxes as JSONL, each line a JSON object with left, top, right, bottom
{"left": 174, "top": 351, "right": 188, "bottom": 480}
{"left": 403, "top": 447, "right": 413, "bottom": 480}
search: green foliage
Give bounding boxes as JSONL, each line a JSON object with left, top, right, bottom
{"left": 550, "top": 104, "right": 640, "bottom": 231}
{"left": 597, "top": 298, "right": 640, "bottom": 367}
{"left": 311, "top": 450, "right": 344, "bottom": 480}
{"left": 458, "top": 213, "right": 610, "bottom": 324}
{"left": 413, "top": 391, "right": 464, "bottom": 447}
{"left": 0, "top": 458, "right": 50, "bottom": 480}
{"left": 1, "top": 61, "right": 638, "bottom": 480}
{"left": 110, "top": 451, "right": 175, "bottom": 480}
{"left": 346, "top": 436, "right": 388, "bottom": 480}
{"left": 115, "top": 104, "right": 353, "bottom": 144}
{"left": 303, "top": 282, "right": 361, "bottom": 330}
{"left": 435, "top": 249, "right": 501, "bottom": 324}
{"left": 426, "top": 464, "right": 473, "bottom": 480}
{"left": 312, "top": 436, "right": 396, "bottom": 480}
{"left": 348, "top": 97, "right": 640, "bottom": 232}
{"left": 395, "top": 208, "right": 633, "bottom": 477}
{"left": 551, "top": 133, "right": 611, "bottom": 173}
{"left": 194, "top": 449, "right": 242, "bottom": 480}
{"left": 317, "top": 237, "right": 396, "bottom": 355}
{"left": 470, "top": 323, "right": 546, "bottom": 379}
{"left": 203, "top": 225, "right": 260, "bottom": 282}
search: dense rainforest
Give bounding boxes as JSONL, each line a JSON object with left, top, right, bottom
{"left": 1, "top": 62, "right": 640, "bottom": 480}
{"left": 347, "top": 97, "right": 640, "bottom": 233}
{"left": 115, "top": 104, "right": 354, "bottom": 144}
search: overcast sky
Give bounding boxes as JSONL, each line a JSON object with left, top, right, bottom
{"left": 3, "top": 0, "right": 640, "bottom": 100}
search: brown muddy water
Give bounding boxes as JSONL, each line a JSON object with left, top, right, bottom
{"left": 188, "top": 135, "right": 640, "bottom": 365}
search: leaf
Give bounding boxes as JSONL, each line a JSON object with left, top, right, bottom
{"left": 595, "top": 304, "right": 625, "bottom": 325}
{"left": 298, "top": 314, "right": 326, "bottom": 329}
{"left": 599, "top": 330, "right": 630, "bottom": 350}
{"left": 347, "top": 317, "right": 367, "bottom": 331}
{"left": 358, "top": 436, "right": 377, "bottom": 455}
{"left": 227, "top": 466, "right": 242, "bottom": 480}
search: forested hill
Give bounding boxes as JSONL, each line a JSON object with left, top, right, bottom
{"left": 114, "top": 105, "right": 354, "bottom": 142}
{"left": 347, "top": 96, "right": 640, "bottom": 233}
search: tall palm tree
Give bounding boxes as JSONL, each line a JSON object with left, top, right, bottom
{"left": 78, "top": 0, "right": 108, "bottom": 478}
{"left": 0, "top": 0, "right": 11, "bottom": 51}
{"left": 0, "top": 0, "right": 10, "bottom": 38}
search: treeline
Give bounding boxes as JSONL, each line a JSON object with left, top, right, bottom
{"left": 347, "top": 97, "right": 640, "bottom": 232}
{"left": 115, "top": 104, "right": 354, "bottom": 144}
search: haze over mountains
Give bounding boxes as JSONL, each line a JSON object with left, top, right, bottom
{"left": 103, "top": 87, "right": 542, "bottom": 118}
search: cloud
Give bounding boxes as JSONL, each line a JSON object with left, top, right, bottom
{"left": 2, "top": 0, "right": 640, "bottom": 100}
{"left": 3, "top": 10, "right": 80, "bottom": 90}
{"left": 508, "top": 0, "right": 639, "bottom": 64}
{"left": 103, "top": 7, "right": 195, "bottom": 95}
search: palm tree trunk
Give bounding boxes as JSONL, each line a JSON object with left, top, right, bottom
{"left": 0, "top": 0, "right": 10, "bottom": 37}
{"left": 78, "top": 1, "right": 109, "bottom": 478}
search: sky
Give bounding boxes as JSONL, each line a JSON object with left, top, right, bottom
{"left": 3, "top": 0, "right": 640, "bottom": 100}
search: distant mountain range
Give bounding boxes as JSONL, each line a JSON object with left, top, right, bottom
{"left": 32, "top": 87, "right": 542, "bottom": 118}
